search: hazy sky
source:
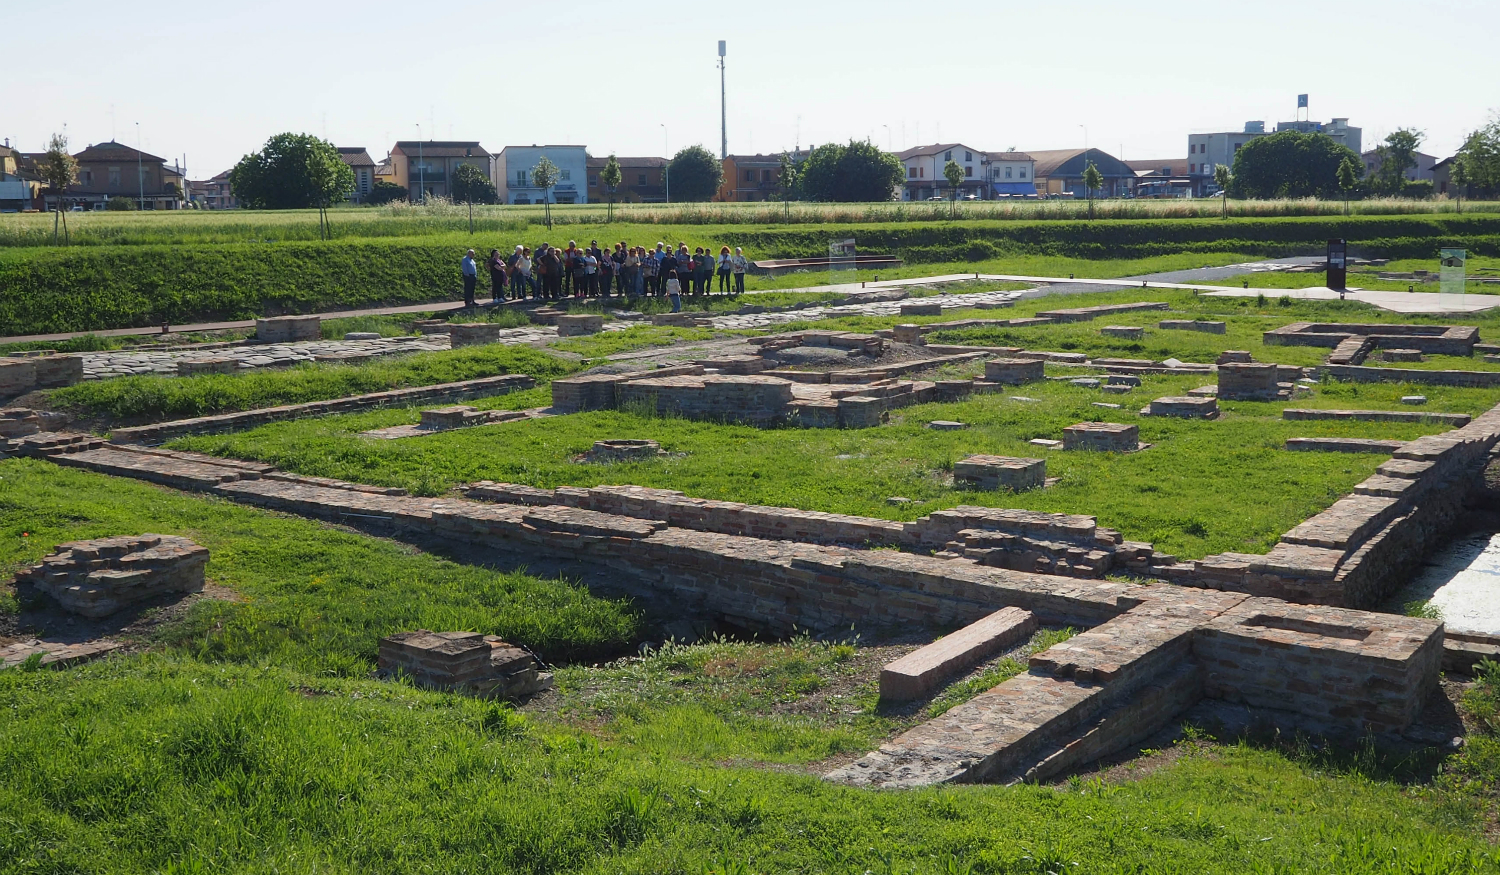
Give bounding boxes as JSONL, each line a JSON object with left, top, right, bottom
{"left": 10, "top": 0, "right": 1497, "bottom": 178}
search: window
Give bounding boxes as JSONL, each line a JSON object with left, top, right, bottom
{"left": 515, "top": 170, "right": 528, "bottom": 185}
{"left": 1005, "top": 167, "right": 1013, "bottom": 179}
{"left": 589, "top": 175, "right": 599, "bottom": 186}
{"left": 745, "top": 169, "right": 755, "bottom": 181}
{"left": 1233, "top": 143, "right": 1242, "bottom": 151}
{"left": 108, "top": 166, "right": 121, "bottom": 187}
{"left": 80, "top": 169, "right": 93, "bottom": 186}
{"left": 964, "top": 151, "right": 972, "bottom": 162}
{"left": 908, "top": 167, "right": 916, "bottom": 178}
{"left": 637, "top": 173, "right": 647, "bottom": 185}
{"left": 762, "top": 169, "right": 771, "bottom": 182}
{"left": 965, "top": 166, "right": 972, "bottom": 177}
{"left": 560, "top": 169, "right": 570, "bottom": 180}
{"left": 919, "top": 167, "right": 924, "bottom": 178}
{"left": 1019, "top": 169, "right": 1026, "bottom": 178}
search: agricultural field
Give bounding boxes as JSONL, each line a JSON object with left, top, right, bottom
{"left": 8, "top": 208, "right": 1500, "bottom": 872}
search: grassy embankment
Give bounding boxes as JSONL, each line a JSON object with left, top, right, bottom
{"left": 2, "top": 461, "right": 1499, "bottom": 872}
{"left": 6, "top": 212, "right": 1500, "bottom": 336}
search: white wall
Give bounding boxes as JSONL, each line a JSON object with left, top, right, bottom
{"left": 496, "top": 146, "right": 589, "bottom": 204}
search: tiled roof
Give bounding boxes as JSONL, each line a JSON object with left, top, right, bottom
{"left": 987, "top": 151, "right": 1033, "bottom": 162}
{"left": 73, "top": 140, "right": 166, "bottom": 164}
{"left": 392, "top": 141, "right": 491, "bottom": 158}
{"left": 337, "top": 147, "right": 377, "bottom": 167}
{"left": 586, "top": 156, "right": 667, "bottom": 168}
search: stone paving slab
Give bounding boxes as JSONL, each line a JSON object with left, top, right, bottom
{"left": 0, "top": 639, "right": 122, "bottom": 669}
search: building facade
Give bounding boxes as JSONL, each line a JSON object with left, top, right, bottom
{"left": 717, "top": 153, "right": 793, "bottom": 202}
{"left": 897, "top": 144, "right": 984, "bottom": 200}
{"left": 587, "top": 155, "right": 667, "bottom": 203}
{"left": 1362, "top": 148, "right": 1437, "bottom": 183}
{"left": 983, "top": 151, "right": 1037, "bottom": 198}
{"left": 189, "top": 169, "right": 238, "bottom": 210}
{"left": 1277, "top": 118, "right": 1361, "bottom": 155}
{"left": 1028, "top": 148, "right": 1135, "bottom": 198}
{"left": 338, "top": 147, "right": 377, "bottom": 203}
{"left": 493, "top": 145, "right": 588, "bottom": 204}
{"left": 49, "top": 141, "right": 183, "bottom": 210}
{"left": 0, "top": 143, "right": 42, "bottom": 211}
{"left": 1187, "top": 123, "right": 1266, "bottom": 196}
{"left": 388, "top": 141, "right": 492, "bottom": 201}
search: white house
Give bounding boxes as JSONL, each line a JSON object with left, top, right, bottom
{"left": 895, "top": 144, "right": 1034, "bottom": 200}
{"left": 493, "top": 145, "right": 589, "bottom": 205}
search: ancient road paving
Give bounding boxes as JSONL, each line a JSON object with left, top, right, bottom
{"left": 1398, "top": 532, "right": 1500, "bottom": 635}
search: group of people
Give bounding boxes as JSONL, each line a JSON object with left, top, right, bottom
{"left": 460, "top": 240, "right": 751, "bottom": 312}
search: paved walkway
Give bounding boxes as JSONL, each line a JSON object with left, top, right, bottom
{"left": 1200, "top": 286, "right": 1500, "bottom": 314}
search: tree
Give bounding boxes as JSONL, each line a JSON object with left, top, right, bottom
{"left": 451, "top": 163, "right": 495, "bottom": 234}
{"left": 1081, "top": 161, "right": 1103, "bottom": 219}
{"left": 599, "top": 154, "right": 623, "bottom": 222}
{"left": 367, "top": 179, "right": 408, "bottom": 206}
{"left": 798, "top": 140, "right": 904, "bottom": 202}
{"left": 1213, "top": 164, "right": 1232, "bottom": 219}
{"left": 1451, "top": 154, "right": 1471, "bottom": 213}
{"left": 531, "top": 156, "right": 561, "bottom": 229}
{"left": 1454, "top": 116, "right": 1500, "bottom": 199}
{"left": 1228, "top": 130, "right": 1361, "bottom": 199}
{"left": 943, "top": 159, "right": 965, "bottom": 217}
{"left": 666, "top": 145, "right": 722, "bottom": 202}
{"left": 1336, "top": 156, "right": 1361, "bottom": 216}
{"left": 39, "top": 133, "right": 79, "bottom": 244}
{"left": 451, "top": 163, "right": 496, "bottom": 205}
{"left": 105, "top": 196, "right": 137, "bottom": 211}
{"left": 777, "top": 151, "right": 800, "bottom": 219}
{"left": 1372, "top": 128, "right": 1423, "bottom": 196}
{"left": 229, "top": 133, "right": 354, "bottom": 239}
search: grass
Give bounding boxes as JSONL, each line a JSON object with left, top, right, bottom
{"left": 49, "top": 344, "right": 575, "bottom": 423}
{"left": 0, "top": 460, "right": 638, "bottom": 670}
{"left": 4, "top": 463, "right": 1500, "bottom": 872}
{"left": 169, "top": 369, "right": 1494, "bottom": 560}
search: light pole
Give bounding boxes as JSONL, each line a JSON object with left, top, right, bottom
{"left": 135, "top": 122, "right": 144, "bottom": 211}
{"left": 661, "top": 124, "right": 669, "bottom": 204}
{"left": 882, "top": 125, "right": 891, "bottom": 151}
{"left": 718, "top": 40, "right": 727, "bottom": 161}
{"left": 415, "top": 124, "right": 424, "bottom": 204}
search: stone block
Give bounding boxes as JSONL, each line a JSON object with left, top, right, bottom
{"left": 32, "top": 355, "right": 83, "bottom": 388}
{"left": 582, "top": 439, "right": 665, "bottom": 462}
{"left": 1062, "top": 422, "right": 1139, "bottom": 452}
{"left": 900, "top": 302, "right": 942, "bottom": 317}
{"left": 449, "top": 322, "right": 504, "bottom": 347}
{"left": 1402, "top": 395, "right": 1427, "bottom": 405}
{"left": 1382, "top": 348, "right": 1424, "bottom": 363}
{"left": 927, "top": 420, "right": 968, "bottom": 431}
{"left": 1100, "top": 325, "right": 1144, "bottom": 339}
{"left": 1070, "top": 378, "right": 1101, "bottom": 388}
{"left": 879, "top": 607, "right": 1037, "bottom": 701}
{"left": 1286, "top": 437, "right": 1406, "bottom": 453}
{"left": 1159, "top": 320, "right": 1227, "bottom": 334}
{"left": 954, "top": 455, "right": 1045, "bottom": 491}
{"left": 837, "top": 395, "right": 887, "bottom": 428}
{"left": 15, "top": 534, "right": 208, "bottom": 618}
{"left": 255, "top": 315, "right": 321, "bottom": 343}
{"left": 983, "top": 358, "right": 1044, "bottom": 385}
{"left": 1216, "top": 350, "right": 1254, "bottom": 364}
{"left": 1142, "top": 396, "right": 1219, "bottom": 419}
{"left": 420, "top": 405, "right": 484, "bottom": 429}
{"left": 344, "top": 332, "right": 382, "bottom": 340}
{"left": 0, "top": 359, "right": 38, "bottom": 395}
{"left": 934, "top": 380, "right": 975, "bottom": 402}
{"left": 1217, "top": 362, "right": 1283, "bottom": 401}
{"left": 177, "top": 358, "right": 239, "bottom": 377}
{"left": 892, "top": 324, "right": 926, "bottom": 345}
{"left": 556, "top": 314, "right": 604, "bottom": 336}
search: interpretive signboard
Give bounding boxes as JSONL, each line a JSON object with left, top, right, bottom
{"left": 830, "top": 238, "right": 856, "bottom": 280}
{"left": 1327, "top": 239, "right": 1347, "bottom": 291}
{"left": 1440, "top": 248, "right": 1467, "bottom": 307}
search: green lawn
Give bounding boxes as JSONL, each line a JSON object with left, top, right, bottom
{"left": 169, "top": 369, "right": 1492, "bottom": 560}
{"left": 3, "top": 461, "right": 1499, "bottom": 873}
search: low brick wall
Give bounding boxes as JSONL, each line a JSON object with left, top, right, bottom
{"left": 1323, "top": 364, "right": 1500, "bottom": 388}
{"left": 1036, "top": 302, "right": 1169, "bottom": 323}
{"left": 1159, "top": 320, "right": 1226, "bottom": 334}
{"left": 1283, "top": 408, "right": 1471, "bottom": 426}
{"left": 1266, "top": 322, "right": 1478, "bottom": 356}
{"left": 984, "top": 358, "right": 1044, "bottom": 384}
{"left": 255, "top": 315, "right": 321, "bottom": 343}
{"left": 109, "top": 374, "right": 535, "bottom": 444}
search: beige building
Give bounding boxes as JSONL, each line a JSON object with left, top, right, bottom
{"left": 388, "top": 141, "right": 491, "bottom": 201}
{"left": 338, "top": 147, "right": 378, "bottom": 203}
{"left": 53, "top": 141, "right": 183, "bottom": 210}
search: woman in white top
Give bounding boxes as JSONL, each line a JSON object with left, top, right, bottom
{"left": 665, "top": 269, "right": 682, "bottom": 312}
{"left": 716, "top": 246, "right": 733, "bottom": 295}
{"left": 514, "top": 246, "right": 533, "bottom": 298}
{"left": 731, "top": 247, "right": 749, "bottom": 295}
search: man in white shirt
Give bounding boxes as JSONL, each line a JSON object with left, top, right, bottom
{"left": 461, "top": 249, "right": 477, "bottom": 307}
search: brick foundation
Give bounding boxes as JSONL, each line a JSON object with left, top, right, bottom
{"left": 13, "top": 534, "right": 208, "bottom": 618}
{"left": 255, "top": 316, "right": 321, "bottom": 343}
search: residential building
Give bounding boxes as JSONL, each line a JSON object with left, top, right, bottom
{"left": 493, "top": 145, "right": 588, "bottom": 205}
{"left": 1187, "top": 123, "right": 1267, "bottom": 196}
{"left": 983, "top": 152, "right": 1037, "bottom": 198}
{"left": 1432, "top": 156, "right": 1482, "bottom": 199}
{"left": 388, "top": 140, "right": 492, "bottom": 201}
{"left": 587, "top": 155, "right": 668, "bottom": 203}
{"left": 896, "top": 143, "right": 986, "bottom": 200}
{"left": 338, "top": 147, "right": 377, "bottom": 203}
{"left": 189, "top": 169, "right": 238, "bottom": 210}
{"left": 1362, "top": 148, "right": 1437, "bottom": 183}
{"left": 1028, "top": 148, "right": 1135, "bottom": 198}
{"left": 1126, "top": 159, "right": 1193, "bottom": 198}
{"left": 50, "top": 140, "right": 183, "bottom": 210}
{"left": 1276, "top": 117, "right": 1361, "bottom": 155}
{"left": 0, "top": 141, "right": 42, "bottom": 211}
{"left": 716, "top": 153, "right": 804, "bottom": 202}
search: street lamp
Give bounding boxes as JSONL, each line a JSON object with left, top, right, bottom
{"left": 661, "top": 124, "right": 669, "bottom": 204}
{"left": 415, "top": 124, "right": 424, "bottom": 204}
{"left": 135, "top": 122, "right": 144, "bottom": 211}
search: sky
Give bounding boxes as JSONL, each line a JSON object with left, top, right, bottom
{"left": 9, "top": 0, "right": 1498, "bottom": 178}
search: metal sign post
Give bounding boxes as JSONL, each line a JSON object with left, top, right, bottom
{"left": 1327, "top": 239, "right": 1347, "bottom": 291}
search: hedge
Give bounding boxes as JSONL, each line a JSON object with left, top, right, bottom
{"left": 4, "top": 215, "right": 1500, "bottom": 336}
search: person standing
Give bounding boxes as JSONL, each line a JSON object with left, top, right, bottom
{"left": 732, "top": 246, "right": 748, "bottom": 295}
{"left": 597, "top": 247, "right": 614, "bottom": 298}
{"left": 641, "top": 246, "right": 657, "bottom": 296}
{"left": 658, "top": 246, "right": 678, "bottom": 297}
{"left": 625, "top": 246, "right": 641, "bottom": 298}
{"left": 717, "top": 246, "right": 732, "bottom": 294}
{"left": 487, "top": 249, "right": 507, "bottom": 303}
{"left": 613, "top": 242, "right": 628, "bottom": 296}
{"left": 582, "top": 249, "right": 599, "bottom": 297}
{"left": 665, "top": 269, "right": 682, "bottom": 312}
{"left": 461, "top": 249, "right": 478, "bottom": 307}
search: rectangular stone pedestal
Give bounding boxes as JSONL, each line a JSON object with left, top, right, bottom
{"left": 954, "top": 455, "right": 1046, "bottom": 491}
{"left": 1142, "top": 396, "right": 1220, "bottom": 419}
{"left": 1063, "top": 422, "right": 1140, "bottom": 452}
{"left": 556, "top": 314, "right": 604, "bottom": 336}
{"left": 984, "top": 358, "right": 1044, "bottom": 385}
{"left": 880, "top": 607, "right": 1037, "bottom": 700}
{"left": 255, "top": 316, "right": 321, "bottom": 343}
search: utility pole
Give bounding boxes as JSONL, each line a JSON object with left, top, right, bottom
{"left": 661, "top": 124, "right": 669, "bottom": 204}
{"left": 416, "top": 124, "right": 424, "bottom": 204}
{"left": 718, "top": 40, "right": 727, "bottom": 161}
{"left": 135, "top": 122, "right": 144, "bottom": 210}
